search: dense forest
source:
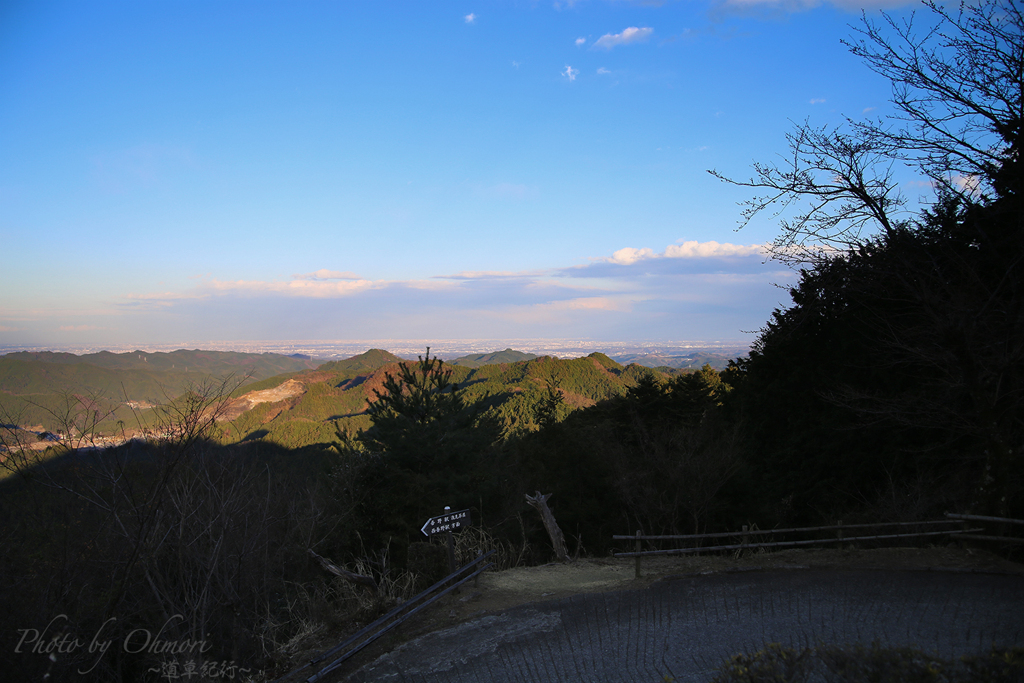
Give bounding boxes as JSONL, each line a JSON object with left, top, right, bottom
{"left": 2, "top": 0, "right": 1021, "bottom": 679}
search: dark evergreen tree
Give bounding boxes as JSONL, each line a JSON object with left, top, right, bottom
{"left": 718, "top": 0, "right": 1024, "bottom": 522}
{"left": 334, "top": 350, "right": 502, "bottom": 563}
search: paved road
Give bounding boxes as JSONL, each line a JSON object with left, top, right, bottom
{"left": 345, "top": 569, "right": 1024, "bottom": 683}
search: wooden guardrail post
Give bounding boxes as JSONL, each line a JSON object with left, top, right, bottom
{"left": 635, "top": 530, "right": 641, "bottom": 579}
{"left": 740, "top": 525, "right": 749, "bottom": 557}
{"left": 959, "top": 512, "right": 969, "bottom": 548}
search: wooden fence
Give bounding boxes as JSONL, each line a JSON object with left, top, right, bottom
{"left": 945, "top": 512, "right": 1024, "bottom": 545}
{"left": 613, "top": 519, "right": 988, "bottom": 579}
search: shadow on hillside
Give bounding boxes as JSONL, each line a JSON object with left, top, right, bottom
{"left": 327, "top": 411, "right": 368, "bottom": 421}
{"left": 337, "top": 375, "right": 369, "bottom": 390}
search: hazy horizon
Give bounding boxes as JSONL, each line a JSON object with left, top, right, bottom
{"left": 0, "top": 337, "right": 752, "bottom": 362}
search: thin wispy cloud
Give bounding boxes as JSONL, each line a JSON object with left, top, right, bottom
{"left": 122, "top": 241, "right": 770, "bottom": 305}
{"left": 464, "top": 13, "right": 476, "bottom": 23}
{"left": 293, "top": 269, "right": 363, "bottom": 281}
{"left": 206, "top": 277, "right": 377, "bottom": 298}
{"left": 592, "top": 27, "right": 653, "bottom": 50}
{"left": 575, "top": 37, "right": 586, "bottom": 46}
{"left": 562, "top": 65, "right": 579, "bottom": 81}
{"left": 72, "top": 240, "right": 785, "bottom": 342}
{"left": 809, "top": 98, "right": 826, "bottom": 104}
{"left": 436, "top": 270, "right": 541, "bottom": 281}
{"left": 597, "top": 67, "right": 611, "bottom": 75}
{"left": 90, "top": 144, "right": 195, "bottom": 194}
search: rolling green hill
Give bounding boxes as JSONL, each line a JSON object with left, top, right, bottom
{"left": 612, "top": 351, "right": 739, "bottom": 371}
{"left": 314, "top": 348, "right": 404, "bottom": 377}
{"left": 447, "top": 348, "right": 538, "bottom": 368}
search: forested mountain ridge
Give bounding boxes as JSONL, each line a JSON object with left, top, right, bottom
{"left": 4, "top": 348, "right": 319, "bottom": 375}
{"left": 0, "top": 349, "right": 321, "bottom": 436}
{"left": 447, "top": 348, "right": 538, "bottom": 367}
{"left": 215, "top": 350, "right": 655, "bottom": 448}
{"left": 314, "top": 348, "right": 404, "bottom": 375}
{"left": 0, "top": 349, "right": 317, "bottom": 399}
{"left": 0, "top": 347, "right": 661, "bottom": 448}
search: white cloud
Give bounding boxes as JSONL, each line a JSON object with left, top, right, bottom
{"left": 512, "top": 60, "right": 520, "bottom": 68}
{"left": 464, "top": 13, "right": 476, "bottom": 23}
{"left": 609, "top": 247, "right": 656, "bottom": 265}
{"left": 809, "top": 98, "right": 826, "bottom": 105}
{"left": 862, "top": 106, "right": 875, "bottom": 114}
{"left": 575, "top": 37, "right": 586, "bottom": 46}
{"left": 593, "top": 27, "right": 653, "bottom": 50}
{"left": 293, "top": 269, "right": 363, "bottom": 281}
{"left": 664, "top": 240, "right": 763, "bottom": 258}
{"left": 952, "top": 173, "right": 982, "bottom": 196}
{"left": 606, "top": 241, "right": 764, "bottom": 265}
{"left": 597, "top": 67, "right": 611, "bottom": 75}
{"left": 562, "top": 65, "right": 579, "bottom": 81}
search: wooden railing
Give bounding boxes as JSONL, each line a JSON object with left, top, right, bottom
{"left": 945, "top": 512, "right": 1024, "bottom": 545}
{"left": 272, "top": 550, "right": 495, "bottom": 683}
{"left": 613, "top": 519, "right": 983, "bottom": 578}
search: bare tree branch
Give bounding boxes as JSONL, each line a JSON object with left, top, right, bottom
{"left": 711, "top": 0, "right": 1023, "bottom": 265}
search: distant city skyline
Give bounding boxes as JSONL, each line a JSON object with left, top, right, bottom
{"left": 2, "top": 0, "right": 929, "bottom": 347}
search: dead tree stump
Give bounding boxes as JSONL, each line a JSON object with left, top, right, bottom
{"left": 525, "top": 491, "right": 569, "bottom": 562}
{"left": 307, "top": 549, "right": 378, "bottom": 593}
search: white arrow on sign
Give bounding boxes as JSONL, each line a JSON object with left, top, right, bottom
{"left": 420, "top": 509, "right": 471, "bottom": 537}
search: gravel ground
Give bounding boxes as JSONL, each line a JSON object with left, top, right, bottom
{"left": 345, "top": 567, "right": 1024, "bottom": 683}
{"left": 276, "top": 546, "right": 1023, "bottom": 683}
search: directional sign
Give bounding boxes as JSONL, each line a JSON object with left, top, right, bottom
{"left": 420, "top": 509, "right": 471, "bottom": 537}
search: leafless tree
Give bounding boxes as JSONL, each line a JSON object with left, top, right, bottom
{"left": 846, "top": 0, "right": 1024, "bottom": 200}
{"left": 709, "top": 123, "right": 907, "bottom": 265}
{"left": 710, "top": 0, "right": 1023, "bottom": 264}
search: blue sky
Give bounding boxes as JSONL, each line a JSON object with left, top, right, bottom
{"left": 0, "top": 0, "right": 930, "bottom": 348}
